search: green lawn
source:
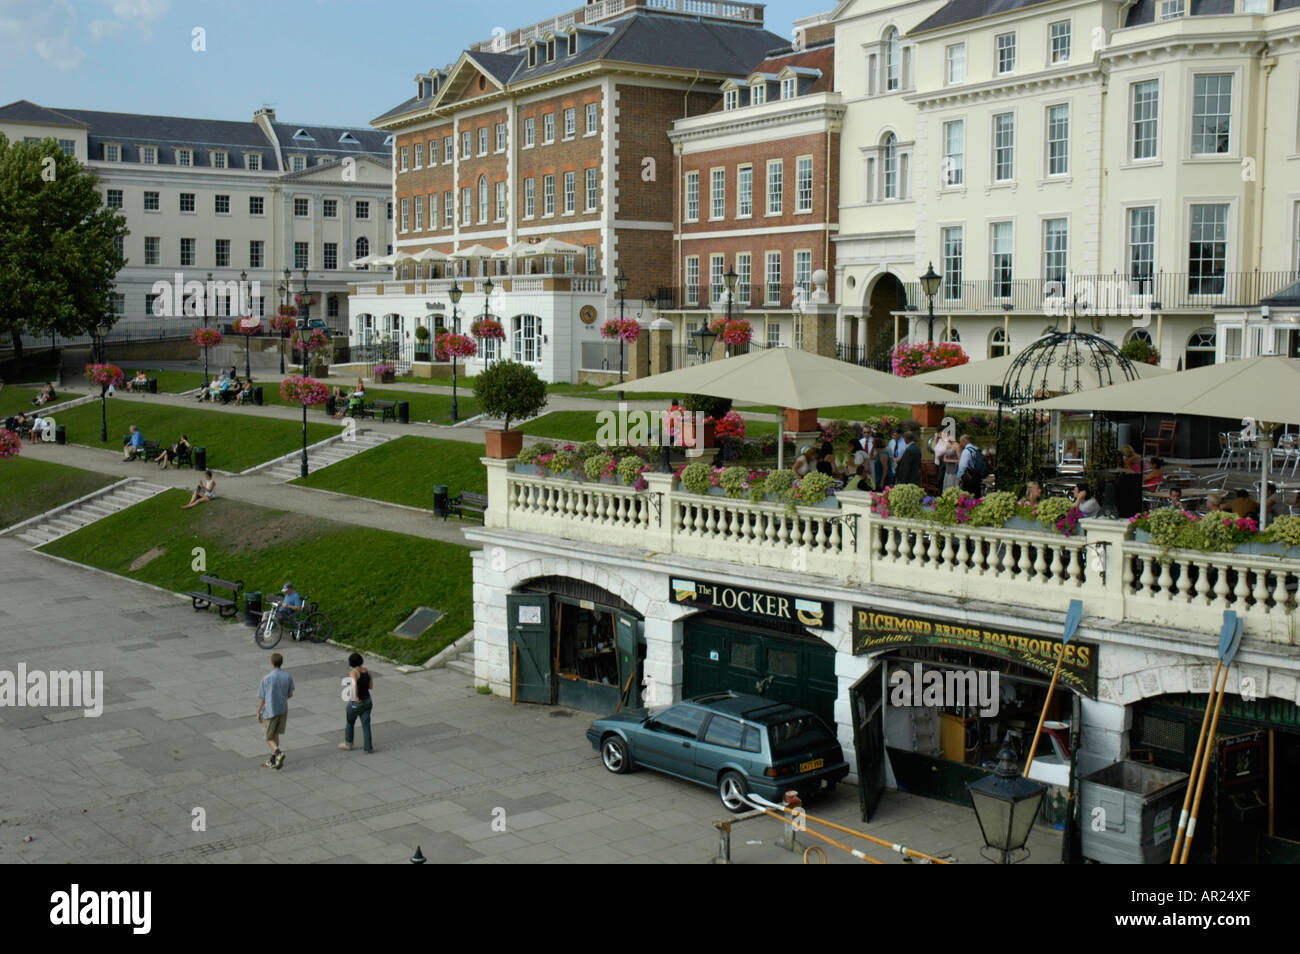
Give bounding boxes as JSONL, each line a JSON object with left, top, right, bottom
{"left": 1, "top": 384, "right": 85, "bottom": 418}
{"left": 123, "top": 368, "right": 208, "bottom": 393}
{"left": 39, "top": 490, "right": 473, "bottom": 665}
{"left": 0, "top": 458, "right": 119, "bottom": 529}
{"left": 292, "top": 435, "right": 486, "bottom": 508}
{"left": 262, "top": 384, "right": 480, "bottom": 424}
{"left": 50, "top": 400, "right": 340, "bottom": 472}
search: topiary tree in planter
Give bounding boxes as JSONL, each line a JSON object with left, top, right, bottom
{"left": 474, "top": 359, "right": 548, "bottom": 458}
{"left": 414, "top": 324, "right": 431, "bottom": 360}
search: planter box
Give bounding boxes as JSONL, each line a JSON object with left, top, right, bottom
{"left": 785, "top": 408, "right": 820, "bottom": 432}
{"left": 486, "top": 428, "right": 524, "bottom": 459}
{"left": 1005, "top": 516, "right": 1043, "bottom": 532}
{"left": 375, "top": 371, "right": 396, "bottom": 384}
{"left": 1134, "top": 529, "right": 1152, "bottom": 543}
{"left": 512, "top": 463, "right": 545, "bottom": 477}
{"left": 313, "top": 364, "right": 329, "bottom": 377}
{"left": 912, "top": 403, "right": 946, "bottom": 428}
{"left": 1234, "top": 541, "right": 1299, "bottom": 557}
{"left": 683, "top": 419, "right": 717, "bottom": 449}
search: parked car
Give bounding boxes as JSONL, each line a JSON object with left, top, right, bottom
{"left": 295, "top": 317, "right": 331, "bottom": 334}
{"left": 586, "top": 691, "right": 849, "bottom": 812}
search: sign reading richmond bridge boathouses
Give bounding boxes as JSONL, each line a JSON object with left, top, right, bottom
{"left": 670, "top": 578, "right": 833, "bottom": 630}
{"left": 852, "top": 608, "right": 1099, "bottom": 698}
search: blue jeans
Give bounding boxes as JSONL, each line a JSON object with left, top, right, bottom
{"left": 345, "top": 699, "right": 373, "bottom": 751}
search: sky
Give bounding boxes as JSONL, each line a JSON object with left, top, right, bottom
{"left": 0, "top": 0, "right": 819, "bottom": 128}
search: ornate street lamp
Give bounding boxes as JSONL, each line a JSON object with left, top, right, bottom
{"left": 449, "top": 280, "right": 463, "bottom": 423}
{"left": 966, "top": 736, "right": 1047, "bottom": 864}
{"left": 481, "top": 278, "right": 494, "bottom": 371}
{"left": 299, "top": 269, "right": 312, "bottom": 375}
{"left": 240, "top": 269, "right": 253, "bottom": 381}
{"left": 920, "top": 261, "right": 942, "bottom": 343}
{"left": 723, "top": 267, "right": 739, "bottom": 356}
{"left": 615, "top": 269, "right": 629, "bottom": 400}
{"left": 692, "top": 323, "right": 718, "bottom": 364}
{"left": 95, "top": 320, "right": 110, "bottom": 442}
{"left": 202, "top": 271, "right": 214, "bottom": 386}
{"left": 639, "top": 292, "right": 655, "bottom": 378}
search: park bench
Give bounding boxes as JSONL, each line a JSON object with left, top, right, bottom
{"left": 185, "top": 574, "right": 244, "bottom": 618}
{"left": 448, "top": 490, "right": 488, "bottom": 522}
{"left": 367, "top": 400, "right": 398, "bottom": 423}
{"left": 124, "top": 436, "right": 160, "bottom": 461}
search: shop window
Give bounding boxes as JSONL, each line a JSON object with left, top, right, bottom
{"left": 768, "top": 648, "right": 799, "bottom": 677}
{"left": 730, "top": 642, "right": 758, "bottom": 671}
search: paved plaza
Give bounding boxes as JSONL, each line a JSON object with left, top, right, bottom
{"left": 0, "top": 534, "right": 1062, "bottom": 865}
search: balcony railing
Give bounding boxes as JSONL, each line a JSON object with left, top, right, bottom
{"left": 904, "top": 271, "right": 1298, "bottom": 314}
{"left": 483, "top": 461, "right": 1300, "bottom": 645}
{"left": 654, "top": 284, "right": 798, "bottom": 310}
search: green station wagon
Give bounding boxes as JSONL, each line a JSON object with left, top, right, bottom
{"left": 586, "top": 691, "right": 849, "bottom": 812}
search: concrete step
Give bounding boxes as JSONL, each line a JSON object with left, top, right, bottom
{"left": 444, "top": 657, "right": 474, "bottom": 676}
{"left": 17, "top": 531, "right": 52, "bottom": 545}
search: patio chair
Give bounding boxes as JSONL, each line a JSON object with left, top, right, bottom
{"left": 1272, "top": 435, "right": 1300, "bottom": 478}
{"left": 1142, "top": 420, "right": 1177, "bottom": 458}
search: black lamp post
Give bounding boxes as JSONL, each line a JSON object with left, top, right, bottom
{"left": 202, "top": 271, "right": 213, "bottom": 387}
{"left": 615, "top": 268, "right": 629, "bottom": 400}
{"left": 722, "top": 267, "right": 739, "bottom": 356}
{"left": 640, "top": 292, "right": 655, "bottom": 378}
{"left": 692, "top": 324, "right": 718, "bottom": 365}
{"left": 449, "top": 280, "right": 463, "bottom": 423}
{"left": 481, "top": 278, "right": 494, "bottom": 371}
{"left": 95, "top": 320, "right": 110, "bottom": 442}
{"left": 277, "top": 276, "right": 289, "bottom": 374}
{"left": 240, "top": 269, "right": 253, "bottom": 381}
{"left": 921, "top": 261, "right": 942, "bottom": 342}
{"left": 966, "top": 736, "right": 1047, "bottom": 864}
{"left": 299, "top": 269, "right": 312, "bottom": 375}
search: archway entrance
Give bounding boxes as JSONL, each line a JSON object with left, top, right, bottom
{"left": 865, "top": 273, "right": 907, "bottom": 360}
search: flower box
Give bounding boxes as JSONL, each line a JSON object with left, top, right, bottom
{"left": 683, "top": 419, "right": 717, "bottom": 449}
{"left": 1005, "top": 516, "right": 1042, "bottom": 532}
{"left": 487, "top": 429, "right": 524, "bottom": 459}
{"left": 375, "top": 371, "right": 396, "bottom": 384}
{"left": 1234, "top": 542, "right": 1299, "bottom": 558}
{"left": 911, "top": 403, "right": 946, "bottom": 428}
{"left": 512, "top": 463, "right": 545, "bottom": 477}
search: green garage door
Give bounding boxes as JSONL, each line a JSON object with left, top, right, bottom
{"left": 683, "top": 617, "right": 837, "bottom": 724}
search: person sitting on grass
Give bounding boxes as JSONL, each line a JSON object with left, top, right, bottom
{"left": 122, "top": 425, "right": 146, "bottom": 461}
{"left": 32, "top": 382, "right": 56, "bottom": 406}
{"left": 182, "top": 471, "right": 216, "bottom": 509}
{"left": 156, "top": 433, "right": 191, "bottom": 469}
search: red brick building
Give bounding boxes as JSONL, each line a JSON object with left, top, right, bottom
{"left": 665, "top": 35, "right": 842, "bottom": 366}
{"left": 356, "top": 0, "right": 786, "bottom": 382}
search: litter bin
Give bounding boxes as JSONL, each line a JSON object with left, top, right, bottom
{"left": 253, "top": 385, "right": 264, "bottom": 406}
{"left": 244, "top": 591, "right": 262, "bottom": 627}
{"left": 148, "top": 378, "right": 158, "bottom": 394}
{"left": 55, "top": 425, "right": 66, "bottom": 445}
{"left": 397, "top": 400, "right": 410, "bottom": 424}
{"left": 433, "top": 484, "right": 449, "bottom": 518}
{"left": 1079, "top": 760, "right": 1189, "bottom": 864}
{"left": 193, "top": 446, "right": 207, "bottom": 471}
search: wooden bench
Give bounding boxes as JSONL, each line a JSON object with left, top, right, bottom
{"left": 448, "top": 490, "right": 488, "bottom": 522}
{"left": 185, "top": 574, "right": 243, "bottom": 618}
{"left": 367, "top": 400, "right": 398, "bottom": 423}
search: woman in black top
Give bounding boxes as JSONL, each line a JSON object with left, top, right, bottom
{"left": 340, "top": 652, "right": 374, "bottom": 753}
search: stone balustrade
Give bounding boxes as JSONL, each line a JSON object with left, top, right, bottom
{"left": 483, "top": 459, "right": 1300, "bottom": 645}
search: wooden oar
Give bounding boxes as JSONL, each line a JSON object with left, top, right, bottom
{"left": 1169, "top": 611, "right": 1237, "bottom": 862}
{"left": 614, "top": 672, "right": 636, "bottom": 714}
{"left": 1024, "top": 599, "right": 1082, "bottom": 778}
{"left": 1178, "top": 616, "right": 1243, "bottom": 864}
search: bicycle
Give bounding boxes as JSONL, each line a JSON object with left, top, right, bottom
{"left": 254, "top": 599, "right": 333, "bottom": 649}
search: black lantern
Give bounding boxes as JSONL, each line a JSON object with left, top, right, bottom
{"left": 966, "top": 737, "right": 1046, "bottom": 864}
{"left": 693, "top": 323, "right": 718, "bottom": 363}
{"left": 920, "top": 261, "right": 942, "bottom": 342}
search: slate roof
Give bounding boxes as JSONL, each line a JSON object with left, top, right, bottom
{"left": 1261, "top": 280, "right": 1300, "bottom": 307}
{"left": 0, "top": 99, "right": 87, "bottom": 127}
{"left": 911, "top": 0, "right": 1061, "bottom": 34}
{"left": 470, "top": 51, "right": 526, "bottom": 85}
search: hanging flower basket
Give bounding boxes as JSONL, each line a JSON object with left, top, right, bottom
{"left": 709, "top": 317, "right": 753, "bottom": 348}
{"left": 891, "top": 341, "right": 969, "bottom": 377}
{"left": 84, "top": 363, "right": 125, "bottom": 388}
{"left": 293, "top": 293, "right": 319, "bottom": 308}
{"left": 435, "top": 332, "right": 477, "bottom": 361}
{"left": 191, "top": 328, "right": 223, "bottom": 349}
{"left": 600, "top": 317, "right": 641, "bottom": 344}
{"left": 471, "top": 317, "right": 505, "bottom": 340}
{"left": 279, "top": 375, "right": 330, "bottom": 407}
{"left": 0, "top": 428, "right": 21, "bottom": 459}
{"left": 235, "top": 317, "right": 262, "bottom": 336}
{"left": 270, "top": 312, "right": 297, "bottom": 334}
{"left": 290, "top": 328, "right": 330, "bottom": 354}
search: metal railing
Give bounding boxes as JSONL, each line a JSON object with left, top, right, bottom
{"left": 581, "top": 340, "right": 626, "bottom": 373}
{"left": 469, "top": 0, "right": 762, "bottom": 53}
{"left": 834, "top": 344, "right": 893, "bottom": 373}
{"left": 653, "top": 284, "right": 796, "bottom": 310}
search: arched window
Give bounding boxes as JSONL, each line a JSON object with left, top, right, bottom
{"left": 513, "top": 314, "right": 541, "bottom": 363}
{"left": 1186, "top": 328, "right": 1216, "bottom": 369}
{"left": 882, "top": 134, "right": 898, "bottom": 199}
{"left": 885, "top": 28, "right": 901, "bottom": 91}
{"left": 478, "top": 175, "right": 488, "bottom": 224}
{"left": 355, "top": 236, "right": 369, "bottom": 260}
{"left": 1126, "top": 327, "right": 1152, "bottom": 345}
{"left": 989, "top": 326, "right": 1010, "bottom": 358}
{"left": 940, "top": 326, "right": 960, "bottom": 343}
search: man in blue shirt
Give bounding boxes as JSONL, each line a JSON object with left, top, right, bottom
{"left": 257, "top": 652, "right": 295, "bottom": 769}
{"left": 122, "top": 425, "right": 146, "bottom": 461}
{"left": 276, "top": 582, "right": 305, "bottom": 624}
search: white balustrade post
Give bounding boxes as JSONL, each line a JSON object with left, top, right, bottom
{"left": 1080, "top": 518, "right": 1130, "bottom": 623}
{"left": 837, "top": 489, "right": 873, "bottom": 583}
{"left": 483, "top": 458, "right": 512, "bottom": 529}
{"left": 642, "top": 472, "right": 675, "bottom": 553}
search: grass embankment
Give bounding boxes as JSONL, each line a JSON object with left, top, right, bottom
{"left": 262, "top": 384, "right": 480, "bottom": 425}
{"left": 292, "top": 435, "right": 486, "bottom": 509}
{"left": 39, "top": 490, "right": 473, "bottom": 665}
{"left": 123, "top": 369, "right": 208, "bottom": 393}
{"left": 0, "top": 458, "right": 119, "bottom": 529}
{"left": 0, "top": 385, "right": 85, "bottom": 418}
{"left": 49, "top": 401, "right": 339, "bottom": 472}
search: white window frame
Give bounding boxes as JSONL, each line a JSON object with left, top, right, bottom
{"left": 400, "top": 198, "right": 409, "bottom": 233}
{"left": 765, "top": 251, "right": 782, "bottom": 304}
{"left": 990, "top": 222, "right": 1014, "bottom": 299}
{"left": 781, "top": 76, "right": 797, "bottom": 100}
{"left": 941, "top": 226, "right": 964, "bottom": 300}
{"left": 766, "top": 159, "right": 783, "bottom": 216}
{"left": 996, "top": 32, "right": 1017, "bottom": 75}
{"left": 1190, "top": 72, "right": 1235, "bottom": 157}
{"left": 993, "top": 112, "right": 1016, "bottom": 183}
{"left": 524, "top": 178, "right": 535, "bottom": 218}
{"left": 685, "top": 256, "right": 700, "bottom": 305}
{"left": 736, "top": 252, "right": 752, "bottom": 304}
{"left": 523, "top": 117, "right": 535, "bottom": 148}
{"left": 710, "top": 168, "right": 726, "bottom": 220}
{"left": 1048, "top": 20, "right": 1071, "bottom": 66}
{"left": 414, "top": 196, "right": 423, "bottom": 231}
{"left": 462, "top": 186, "right": 471, "bottom": 226}
{"left": 563, "top": 171, "right": 576, "bottom": 214}
{"left": 496, "top": 123, "right": 506, "bottom": 153}
{"left": 141, "top": 145, "right": 157, "bottom": 164}
{"left": 585, "top": 168, "right": 598, "bottom": 212}
{"left": 751, "top": 82, "right": 766, "bottom": 105}
{"left": 414, "top": 143, "right": 423, "bottom": 169}
{"left": 586, "top": 103, "right": 599, "bottom": 135}
{"left": 945, "top": 43, "right": 966, "bottom": 85}
{"left": 176, "top": 148, "right": 192, "bottom": 167}
{"left": 1130, "top": 79, "right": 1160, "bottom": 162}
{"left": 496, "top": 181, "right": 506, "bottom": 221}
{"left": 685, "top": 171, "right": 700, "bottom": 222}
{"left": 943, "top": 120, "right": 964, "bottom": 187}
{"left": 563, "top": 107, "right": 576, "bottom": 139}
{"left": 400, "top": 146, "right": 409, "bottom": 171}
{"left": 1042, "top": 217, "right": 1069, "bottom": 283}
{"left": 543, "top": 113, "right": 555, "bottom": 144}
{"left": 1046, "top": 103, "right": 1070, "bottom": 177}
{"left": 543, "top": 174, "right": 555, "bottom": 216}
{"left": 724, "top": 89, "right": 738, "bottom": 111}
{"left": 795, "top": 156, "right": 814, "bottom": 213}
{"left": 737, "top": 165, "right": 753, "bottom": 218}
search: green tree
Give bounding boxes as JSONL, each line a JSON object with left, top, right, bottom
{"left": 0, "top": 135, "right": 128, "bottom": 371}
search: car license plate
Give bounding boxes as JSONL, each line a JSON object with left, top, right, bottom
{"left": 799, "top": 758, "right": 824, "bottom": 773}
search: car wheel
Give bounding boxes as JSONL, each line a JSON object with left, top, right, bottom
{"left": 718, "top": 771, "right": 750, "bottom": 813}
{"left": 600, "top": 735, "right": 631, "bottom": 774}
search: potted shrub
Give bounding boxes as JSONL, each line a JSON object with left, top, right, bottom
{"left": 475, "top": 359, "right": 548, "bottom": 458}
{"left": 374, "top": 363, "right": 396, "bottom": 384}
{"left": 414, "top": 325, "right": 431, "bottom": 361}
{"left": 682, "top": 394, "right": 730, "bottom": 449}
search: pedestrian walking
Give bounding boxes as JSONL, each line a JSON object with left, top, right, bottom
{"left": 257, "top": 652, "right": 294, "bottom": 769}
{"left": 339, "top": 652, "right": 374, "bottom": 753}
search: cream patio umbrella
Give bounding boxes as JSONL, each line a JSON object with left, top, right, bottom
{"left": 522, "top": 237, "right": 584, "bottom": 256}
{"left": 451, "top": 244, "right": 501, "bottom": 260}
{"left": 347, "top": 253, "right": 380, "bottom": 268}
{"left": 915, "top": 351, "right": 1173, "bottom": 388}
{"left": 607, "top": 346, "right": 954, "bottom": 470}
{"left": 493, "top": 241, "right": 533, "bottom": 275}
{"left": 1028, "top": 356, "right": 1300, "bottom": 528}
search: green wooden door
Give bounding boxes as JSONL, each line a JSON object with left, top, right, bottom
{"left": 851, "top": 663, "right": 886, "bottom": 822}
{"left": 507, "top": 593, "right": 553, "bottom": 704}
{"left": 615, "top": 614, "right": 640, "bottom": 708}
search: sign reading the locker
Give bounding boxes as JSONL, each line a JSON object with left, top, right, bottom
{"left": 851, "top": 607, "right": 1098, "bottom": 698}
{"left": 669, "top": 577, "right": 832, "bottom": 630}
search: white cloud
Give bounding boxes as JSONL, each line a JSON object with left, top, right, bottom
{"left": 0, "top": 0, "right": 85, "bottom": 72}
{"left": 89, "top": 19, "right": 123, "bottom": 42}
{"left": 107, "top": 0, "right": 170, "bottom": 35}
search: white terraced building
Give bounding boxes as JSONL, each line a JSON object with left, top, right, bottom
{"left": 467, "top": 460, "right": 1300, "bottom": 863}
{"left": 0, "top": 100, "right": 392, "bottom": 348}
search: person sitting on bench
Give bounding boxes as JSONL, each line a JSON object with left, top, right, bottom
{"left": 235, "top": 379, "right": 254, "bottom": 405}
{"left": 157, "top": 433, "right": 191, "bottom": 468}
{"left": 123, "top": 425, "right": 146, "bottom": 460}
{"left": 182, "top": 471, "right": 216, "bottom": 509}
{"left": 125, "top": 370, "right": 148, "bottom": 392}
{"left": 27, "top": 415, "right": 53, "bottom": 443}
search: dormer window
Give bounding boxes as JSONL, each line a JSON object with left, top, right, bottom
{"left": 141, "top": 145, "right": 157, "bottom": 164}
{"left": 212, "top": 150, "right": 227, "bottom": 168}
{"left": 529, "top": 44, "right": 537, "bottom": 68}
{"left": 176, "top": 148, "right": 192, "bottom": 166}
{"left": 339, "top": 131, "right": 359, "bottom": 144}
{"left": 724, "top": 89, "right": 738, "bottom": 111}
{"left": 568, "top": 34, "right": 577, "bottom": 56}
{"left": 292, "top": 128, "right": 315, "bottom": 141}
{"left": 547, "top": 39, "right": 555, "bottom": 61}
{"left": 383, "top": 134, "right": 394, "bottom": 146}
{"left": 290, "top": 154, "right": 306, "bottom": 172}
{"left": 751, "top": 82, "right": 766, "bottom": 105}
{"left": 781, "top": 77, "right": 796, "bottom": 100}
{"left": 103, "top": 143, "right": 120, "bottom": 161}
